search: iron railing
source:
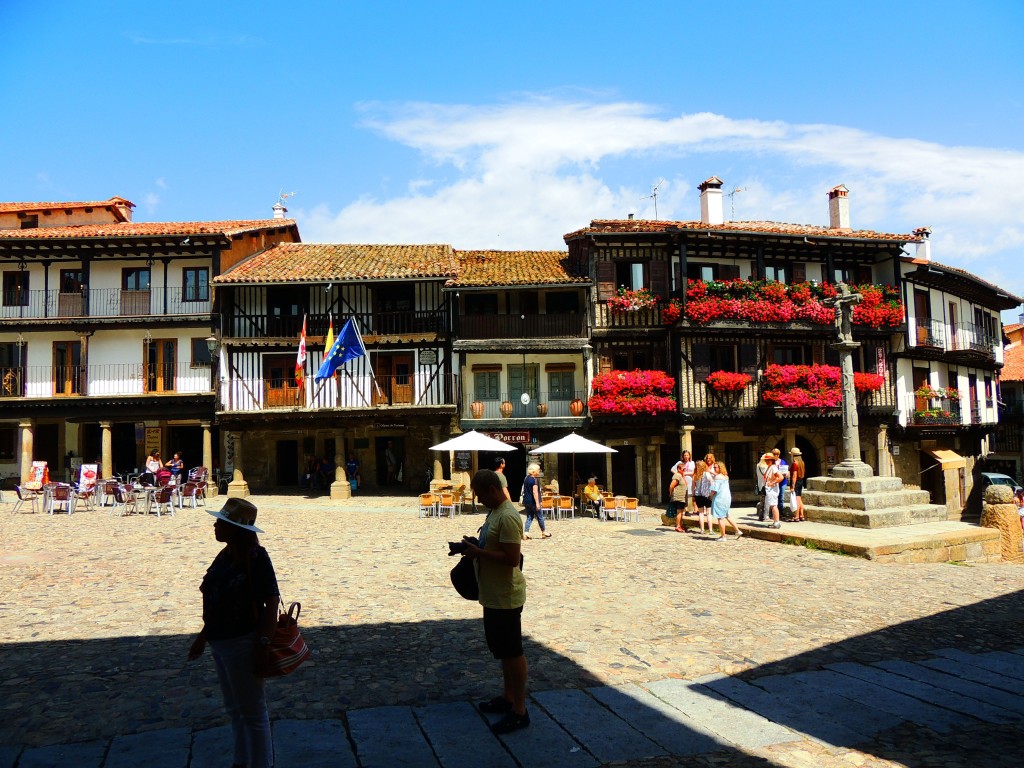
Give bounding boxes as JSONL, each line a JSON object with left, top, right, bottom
{"left": 462, "top": 389, "right": 589, "bottom": 420}
{"left": 950, "top": 320, "right": 998, "bottom": 356}
{"left": 231, "top": 310, "right": 447, "bottom": 339}
{"left": 457, "top": 313, "right": 586, "bottom": 339}
{"left": 0, "top": 288, "right": 211, "bottom": 319}
{"left": 913, "top": 317, "right": 945, "bottom": 348}
{"left": 0, "top": 363, "right": 213, "bottom": 398}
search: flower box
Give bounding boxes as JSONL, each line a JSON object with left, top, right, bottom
{"left": 706, "top": 371, "right": 752, "bottom": 392}
{"left": 588, "top": 370, "right": 676, "bottom": 416}
{"left": 607, "top": 287, "right": 657, "bottom": 313}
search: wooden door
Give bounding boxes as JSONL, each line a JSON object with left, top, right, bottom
{"left": 914, "top": 290, "right": 930, "bottom": 345}
{"left": 391, "top": 355, "right": 414, "bottom": 404}
{"left": 948, "top": 302, "right": 958, "bottom": 349}
{"left": 265, "top": 355, "right": 301, "bottom": 407}
{"left": 53, "top": 341, "right": 82, "bottom": 396}
{"left": 145, "top": 339, "right": 177, "bottom": 393}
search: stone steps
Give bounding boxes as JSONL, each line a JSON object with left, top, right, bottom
{"left": 801, "top": 472, "right": 948, "bottom": 529}
{"left": 803, "top": 502, "right": 950, "bottom": 529}
{"left": 804, "top": 475, "right": 905, "bottom": 494}
{"left": 802, "top": 488, "right": 932, "bottom": 511}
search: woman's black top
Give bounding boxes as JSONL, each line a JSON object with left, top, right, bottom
{"left": 200, "top": 546, "right": 280, "bottom": 641}
{"left": 523, "top": 475, "right": 539, "bottom": 510}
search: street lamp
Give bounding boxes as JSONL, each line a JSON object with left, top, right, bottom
{"left": 205, "top": 335, "right": 220, "bottom": 401}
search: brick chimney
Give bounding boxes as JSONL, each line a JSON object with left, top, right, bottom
{"left": 828, "top": 185, "right": 850, "bottom": 229}
{"left": 913, "top": 226, "right": 932, "bottom": 261}
{"left": 698, "top": 176, "right": 724, "bottom": 225}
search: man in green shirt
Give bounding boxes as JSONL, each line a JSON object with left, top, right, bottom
{"left": 463, "top": 469, "right": 529, "bottom": 734}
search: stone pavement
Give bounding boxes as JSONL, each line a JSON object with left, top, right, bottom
{"left": 1, "top": 493, "right": 1022, "bottom": 767}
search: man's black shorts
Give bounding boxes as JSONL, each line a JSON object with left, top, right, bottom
{"left": 483, "top": 606, "right": 524, "bottom": 659}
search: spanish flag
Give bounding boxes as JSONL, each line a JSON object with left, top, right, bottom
{"left": 323, "top": 316, "right": 334, "bottom": 376}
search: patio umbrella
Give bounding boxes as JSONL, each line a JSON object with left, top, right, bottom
{"left": 429, "top": 430, "right": 518, "bottom": 453}
{"left": 529, "top": 432, "right": 617, "bottom": 494}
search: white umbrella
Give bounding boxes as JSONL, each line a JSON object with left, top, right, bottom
{"left": 529, "top": 432, "right": 617, "bottom": 495}
{"left": 430, "top": 430, "right": 517, "bottom": 452}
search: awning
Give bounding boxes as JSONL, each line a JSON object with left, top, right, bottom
{"left": 928, "top": 449, "right": 966, "bottom": 469}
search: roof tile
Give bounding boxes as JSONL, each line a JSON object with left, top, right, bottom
{"left": 450, "top": 250, "right": 588, "bottom": 287}
{"left": 213, "top": 243, "right": 458, "bottom": 283}
{"left": 0, "top": 197, "right": 134, "bottom": 214}
{"left": 565, "top": 218, "right": 919, "bottom": 242}
{"left": 0, "top": 219, "right": 296, "bottom": 240}
{"left": 1002, "top": 344, "right": 1024, "bottom": 382}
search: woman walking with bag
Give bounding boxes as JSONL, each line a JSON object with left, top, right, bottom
{"left": 521, "top": 463, "right": 549, "bottom": 539}
{"left": 187, "top": 498, "right": 280, "bottom": 768}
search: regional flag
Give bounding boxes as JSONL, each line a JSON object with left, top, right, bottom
{"left": 295, "top": 315, "right": 307, "bottom": 388}
{"left": 315, "top": 317, "right": 366, "bottom": 380}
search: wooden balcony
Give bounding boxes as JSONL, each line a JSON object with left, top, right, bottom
{"left": 593, "top": 304, "right": 665, "bottom": 332}
{"left": 458, "top": 313, "right": 585, "bottom": 339}
{"left": 221, "top": 373, "right": 458, "bottom": 413}
{"left": 235, "top": 310, "right": 447, "bottom": 340}
{"left": 0, "top": 363, "right": 213, "bottom": 399}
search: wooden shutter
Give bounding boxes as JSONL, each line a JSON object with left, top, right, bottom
{"left": 791, "top": 263, "right": 806, "bottom": 283}
{"left": 649, "top": 260, "right": 669, "bottom": 298}
{"left": 598, "top": 351, "right": 613, "bottom": 374}
{"left": 596, "top": 261, "right": 616, "bottom": 301}
{"left": 692, "top": 343, "right": 711, "bottom": 382}
{"left": 739, "top": 344, "right": 758, "bottom": 377}
{"left": 720, "top": 264, "right": 740, "bottom": 280}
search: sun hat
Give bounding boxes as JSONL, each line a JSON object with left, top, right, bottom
{"left": 207, "top": 497, "right": 263, "bottom": 533}
{"left": 762, "top": 453, "right": 775, "bottom": 462}
{"left": 790, "top": 448, "right": 802, "bottom": 456}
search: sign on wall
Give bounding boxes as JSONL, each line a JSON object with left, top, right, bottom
{"left": 876, "top": 347, "right": 886, "bottom": 377}
{"left": 455, "top": 451, "right": 472, "bottom": 471}
{"left": 419, "top": 350, "right": 437, "bottom": 365}
{"left": 483, "top": 430, "right": 530, "bottom": 444}
{"left": 145, "top": 428, "right": 161, "bottom": 457}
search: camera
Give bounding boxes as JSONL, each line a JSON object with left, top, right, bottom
{"left": 447, "top": 536, "right": 478, "bottom": 556}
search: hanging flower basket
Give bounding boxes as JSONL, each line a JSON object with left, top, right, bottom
{"left": 706, "top": 371, "right": 752, "bottom": 392}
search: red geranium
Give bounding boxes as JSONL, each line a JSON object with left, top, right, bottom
{"left": 854, "top": 372, "right": 885, "bottom": 392}
{"left": 588, "top": 370, "right": 676, "bottom": 415}
{"left": 706, "top": 371, "right": 752, "bottom": 392}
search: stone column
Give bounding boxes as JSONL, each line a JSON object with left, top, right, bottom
{"left": 18, "top": 418, "right": 34, "bottom": 483}
{"left": 226, "top": 431, "right": 250, "bottom": 498}
{"left": 430, "top": 425, "right": 444, "bottom": 485}
{"left": 605, "top": 452, "right": 614, "bottom": 494}
{"left": 100, "top": 421, "right": 113, "bottom": 479}
{"left": 782, "top": 427, "right": 798, "bottom": 457}
{"left": 646, "top": 443, "right": 659, "bottom": 506}
{"left": 680, "top": 425, "right": 694, "bottom": 458}
{"left": 831, "top": 339, "right": 873, "bottom": 478}
{"left": 331, "top": 433, "right": 351, "bottom": 500}
{"left": 201, "top": 421, "right": 217, "bottom": 498}
{"left": 875, "top": 425, "right": 891, "bottom": 477}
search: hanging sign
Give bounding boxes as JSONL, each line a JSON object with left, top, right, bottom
{"left": 483, "top": 430, "right": 530, "bottom": 444}
{"left": 876, "top": 347, "right": 886, "bottom": 376}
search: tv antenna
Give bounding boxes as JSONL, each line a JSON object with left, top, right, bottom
{"left": 277, "top": 189, "right": 297, "bottom": 206}
{"left": 726, "top": 187, "right": 746, "bottom": 219}
{"left": 642, "top": 180, "right": 665, "bottom": 220}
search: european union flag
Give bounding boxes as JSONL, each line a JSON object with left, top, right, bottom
{"left": 315, "top": 317, "right": 366, "bottom": 380}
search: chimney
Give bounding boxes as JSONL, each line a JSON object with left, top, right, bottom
{"left": 913, "top": 226, "right": 932, "bottom": 261}
{"left": 698, "top": 176, "right": 724, "bottom": 225}
{"left": 628, "top": 213, "right": 634, "bottom": 220}
{"left": 272, "top": 201, "right": 288, "bottom": 220}
{"left": 828, "top": 185, "right": 850, "bottom": 229}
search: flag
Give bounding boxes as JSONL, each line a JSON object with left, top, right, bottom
{"left": 323, "top": 316, "right": 335, "bottom": 378}
{"left": 295, "top": 315, "right": 307, "bottom": 388}
{"left": 315, "top": 317, "right": 366, "bottom": 380}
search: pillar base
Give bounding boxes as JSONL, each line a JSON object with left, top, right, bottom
{"left": 227, "top": 480, "right": 250, "bottom": 498}
{"left": 331, "top": 478, "right": 352, "bottom": 499}
{"left": 830, "top": 460, "right": 874, "bottom": 479}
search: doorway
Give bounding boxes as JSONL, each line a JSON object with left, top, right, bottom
{"left": 376, "top": 436, "right": 405, "bottom": 487}
{"left": 168, "top": 426, "right": 206, "bottom": 473}
{"left": 610, "top": 445, "right": 637, "bottom": 497}
{"left": 374, "top": 355, "right": 414, "bottom": 405}
{"left": 35, "top": 423, "right": 60, "bottom": 480}
{"left": 276, "top": 440, "right": 299, "bottom": 486}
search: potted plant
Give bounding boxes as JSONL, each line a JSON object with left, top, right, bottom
{"left": 500, "top": 400, "right": 514, "bottom": 418}
{"left": 470, "top": 400, "right": 485, "bottom": 419}
{"left": 536, "top": 402, "right": 549, "bottom": 417}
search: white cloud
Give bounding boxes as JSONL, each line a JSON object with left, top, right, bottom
{"left": 301, "top": 100, "right": 1024, "bottom": 305}
{"left": 155, "top": 177, "right": 167, "bottom": 190}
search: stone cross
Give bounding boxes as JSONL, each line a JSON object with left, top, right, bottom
{"left": 825, "top": 283, "right": 874, "bottom": 479}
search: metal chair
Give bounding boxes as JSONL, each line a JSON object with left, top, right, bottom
{"left": 557, "top": 494, "right": 574, "bottom": 521}
{"left": 152, "top": 486, "right": 176, "bottom": 517}
{"left": 540, "top": 495, "right": 555, "bottom": 522}
{"left": 603, "top": 495, "right": 618, "bottom": 521}
{"left": 622, "top": 497, "right": 640, "bottom": 522}
{"left": 13, "top": 485, "right": 40, "bottom": 515}
{"left": 179, "top": 482, "right": 201, "bottom": 509}
{"left": 451, "top": 485, "right": 466, "bottom": 515}
{"left": 49, "top": 484, "right": 74, "bottom": 515}
{"left": 111, "top": 485, "right": 138, "bottom": 517}
{"left": 436, "top": 492, "right": 456, "bottom": 519}
{"left": 418, "top": 493, "right": 437, "bottom": 519}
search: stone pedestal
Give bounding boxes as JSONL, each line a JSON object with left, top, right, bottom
{"left": 980, "top": 485, "right": 1024, "bottom": 562}
{"left": 802, "top": 474, "right": 946, "bottom": 528}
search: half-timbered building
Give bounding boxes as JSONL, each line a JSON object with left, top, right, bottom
{"left": 210, "top": 242, "right": 458, "bottom": 492}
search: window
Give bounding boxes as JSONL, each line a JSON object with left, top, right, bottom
{"left": 709, "top": 344, "right": 737, "bottom": 373}
{"left": 20, "top": 215, "right": 38, "bottom": 229}
{"left": 687, "top": 263, "right": 718, "bottom": 282}
{"left": 545, "top": 291, "right": 579, "bottom": 314}
{"left": 836, "top": 265, "right": 872, "bottom": 284}
{"left": 465, "top": 293, "right": 498, "bottom": 315}
{"left": 473, "top": 371, "right": 499, "bottom": 400}
{"left": 183, "top": 267, "right": 210, "bottom": 302}
{"left": 191, "top": 338, "right": 213, "bottom": 367}
{"left": 616, "top": 261, "right": 645, "bottom": 290}
{"left": 764, "top": 263, "right": 786, "bottom": 283}
{"left": 122, "top": 268, "right": 151, "bottom": 291}
{"left": 60, "top": 270, "right": 84, "bottom": 292}
{"left": 2, "top": 272, "right": 29, "bottom": 306}
{"left": 548, "top": 371, "right": 575, "bottom": 400}
{"left": 773, "top": 345, "right": 811, "bottom": 366}
{"left": 53, "top": 340, "right": 83, "bottom": 396}
{"left": 612, "top": 349, "right": 650, "bottom": 370}
{"left": 145, "top": 338, "right": 177, "bottom": 393}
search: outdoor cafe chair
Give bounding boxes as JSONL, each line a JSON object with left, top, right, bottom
{"left": 540, "top": 495, "right": 554, "bottom": 520}
{"left": 152, "top": 486, "right": 176, "bottom": 517}
{"left": 49, "top": 484, "right": 74, "bottom": 515}
{"left": 110, "top": 485, "right": 138, "bottom": 517}
{"left": 12, "top": 485, "right": 40, "bottom": 515}
{"left": 179, "top": 482, "right": 202, "bottom": 509}
{"left": 622, "top": 497, "right": 640, "bottom": 522}
{"left": 436, "top": 492, "right": 456, "bottom": 519}
{"left": 451, "top": 485, "right": 466, "bottom": 515}
{"left": 99, "top": 480, "right": 120, "bottom": 507}
{"left": 557, "top": 494, "right": 574, "bottom": 521}
{"left": 603, "top": 495, "right": 618, "bottom": 521}
{"left": 418, "top": 493, "right": 437, "bottom": 519}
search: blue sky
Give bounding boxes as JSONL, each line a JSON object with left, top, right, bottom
{"left": 3, "top": 1, "right": 1023, "bottom": 315}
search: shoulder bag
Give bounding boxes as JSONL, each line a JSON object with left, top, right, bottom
{"left": 256, "top": 600, "right": 312, "bottom": 677}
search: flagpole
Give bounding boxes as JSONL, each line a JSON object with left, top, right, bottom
{"left": 352, "top": 318, "right": 385, "bottom": 398}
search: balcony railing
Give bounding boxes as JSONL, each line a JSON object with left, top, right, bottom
{"left": 0, "top": 363, "right": 213, "bottom": 398}
{"left": 913, "top": 317, "right": 945, "bottom": 348}
{"left": 994, "top": 423, "right": 1022, "bottom": 453}
{"left": 220, "top": 373, "right": 458, "bottom": 412}
{"left": 462, "top": 390, "right": 588, "bottom": 420}
{"left": 594, "top": 304, "right": 664, "bottom": 330}
{"left": 458, "top": 313, "right": 586, "bottom": 339}
{"left": 949, "top": 321, "right": 998, "bottom": 357}
{"left": 232, "top": 310, "right": 447, "bottom": 339}
{"left": 907, "top": 397, "right": 962, "bottom": 426}
{"left": 679, "top": 381, "right": 896, "bottom": 411}
{"left": 0, "top": 288, "right": 211, "bottom": 320}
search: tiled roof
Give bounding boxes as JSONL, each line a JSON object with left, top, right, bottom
{"left": 1005, "top": 323, "right": 1022, "bottom": 334}
{"left": 449, "top": 250, "right": 589, "bottom": 287}
{"left": 901, "top": 257, "right": 1024, "bottom": 305}
{"left": 565, "top": 218, "right": 920, "bottom": 242}
{"left": 0, "top": 219, "right": 296, "bottom": 240}
{"left": 214, "top": 243, "right": 458, "bottom": 284}
{"left": 1002, "top": 344, "right": 1024, "bottom": 382}
{"left": 0, "top": 197, "right": 134, "bottom": 213}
